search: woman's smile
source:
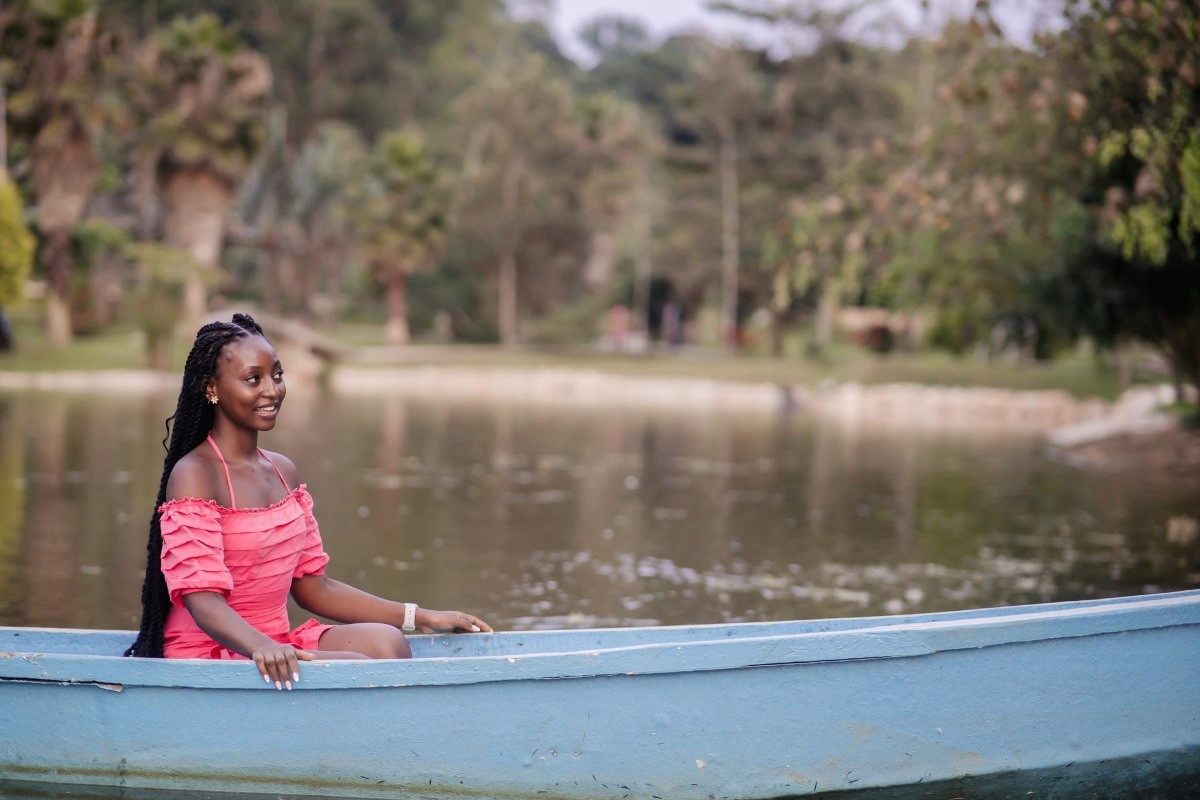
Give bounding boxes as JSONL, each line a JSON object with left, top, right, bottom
{"left": 254, "top": 402, "right": 280, "bottom": 418}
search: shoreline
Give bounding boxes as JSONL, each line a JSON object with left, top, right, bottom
{"left": 0, "top": 363, "right": 1166, "bottom": 430}
{"left": 326, "top": 365, "right": 1107, "bottom": 431}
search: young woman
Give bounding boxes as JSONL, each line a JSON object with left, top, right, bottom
{"left": 126, "top": 313, "right": 491, "bottom": 688}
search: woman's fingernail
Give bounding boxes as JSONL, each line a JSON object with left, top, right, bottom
{"left": 275, "top": 680, "right": 282, "bottom": 690}
{"left": 263, "top": 674, "right": 271, "bottom": 684}
{"left": 471, "top": 625, "right": 480, "bottom": 632}
{"left": 293, "top": 672, "right": 300, "bottom": 683}
{"left": 285, "top": 681, "right": 292, "bottom": 691}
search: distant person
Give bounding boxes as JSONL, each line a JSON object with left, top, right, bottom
{"left": 0, "top": 312, "right": 12, "bottom": 352}
{"left": 125, "top": 313, "right": 490, "bottom": 688}
{"left": 662, "top": 302, "right": 683, "bottom": 349}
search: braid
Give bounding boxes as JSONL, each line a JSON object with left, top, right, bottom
{"left": 125, "top": 313, "right": 269, "bottom": 657}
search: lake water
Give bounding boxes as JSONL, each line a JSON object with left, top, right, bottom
{"left": 1, "top": 386, "right": 1197, "bottom": 634}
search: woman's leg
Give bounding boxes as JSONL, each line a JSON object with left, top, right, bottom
{"left": 318, "top": 622, "right": 411, "bottom": 659}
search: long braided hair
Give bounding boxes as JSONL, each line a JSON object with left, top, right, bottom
{"left": 124, "top": 313, "right": 268, "bottom": 657}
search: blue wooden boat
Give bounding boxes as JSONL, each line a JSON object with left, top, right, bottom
{"left": 2, "top": 590, "right": 1199, "bottom": 799}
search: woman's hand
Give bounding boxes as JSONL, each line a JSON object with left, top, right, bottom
{"left": 252, "top": 642, "right": 315, "bottom": 690}
{"left": 415, "top": 608, "right": 493, "bottom": 634}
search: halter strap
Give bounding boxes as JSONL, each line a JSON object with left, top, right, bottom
{"left": 205, "top": 434, "right": 291, "bottom": 510}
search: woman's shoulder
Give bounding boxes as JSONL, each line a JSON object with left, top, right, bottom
{"left": 261, "top": 448, "right": 300, "bottom": 487}
{"left": 166, "top": 445, "right": 224, "bottom": 504}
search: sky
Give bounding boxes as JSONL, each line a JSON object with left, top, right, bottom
{"left": 539, "top": 0, "right": 1051, "bottom": 65}
{"left": 544, "top": 0, "right": 779, "bottom": 63}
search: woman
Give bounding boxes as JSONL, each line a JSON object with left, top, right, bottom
{"left": 125, "top": 313, "right": 490, "bottom": 688}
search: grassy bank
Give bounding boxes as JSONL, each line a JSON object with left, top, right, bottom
{"left": 0, "top": 311, "right": 1139, "bottom": 401}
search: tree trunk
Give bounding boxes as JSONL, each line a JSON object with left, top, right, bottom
{"left": 498, "top": 157, "right": 524, "bottom": 348}
{"left": 162, "top": 168, "right": 235, "bottom": 319}
{"left": 631, "top": 172, "right": 653, "bottom": 338}
{"left": 31, "top": 124, "right": 98, "bottom": 346}
{"left": 582, "top": 229, "right": 617, "bottom": 292}
{"left": 41, "top": 231, "right": 74, "bottom": 348}
{"left": 770, "top": 306, "right": 786, "bottom": 358}
{"left": 384, "top": 272, "right": 411, "bottom": 346}
{"left": 498, "top": 248, "right": 518, "bottom": 347}
{"left": 717, "top": 119, "right": 740, "bottom": 351}
{"left": 44, "top": 293, "right": 72, "bottom": 349}
{"left": 815, "top": 278, "right": 840, "bottom": 352}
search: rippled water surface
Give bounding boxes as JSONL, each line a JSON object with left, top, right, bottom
{"left": 1, "top": 387, "right": 1197, "bottom": 632}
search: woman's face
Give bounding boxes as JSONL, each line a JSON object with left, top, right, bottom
{"left": 208, "top": 335, "right": 286, "bottom": 431}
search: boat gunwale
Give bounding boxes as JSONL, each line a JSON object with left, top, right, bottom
{"left": 2, "top": 590, "right": 1198, "bottom": 690}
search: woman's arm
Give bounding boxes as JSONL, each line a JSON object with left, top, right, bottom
{"left": 183, "top": 591, "right": 313, "bottom": 689}
{"left": 290, "top": 575, "right": 492, "bottom": 633}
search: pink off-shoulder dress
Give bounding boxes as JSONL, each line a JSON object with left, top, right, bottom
{"left": 159, "top": 435, "right": 334, "bottom": 659}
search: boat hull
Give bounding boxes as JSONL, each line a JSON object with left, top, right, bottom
{"left": 3, "top": 591, "right": 1199, "bottom": 799}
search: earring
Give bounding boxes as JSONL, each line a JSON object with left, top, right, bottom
{"left": 207, "top": 393, "right": 218, "bottom": 405}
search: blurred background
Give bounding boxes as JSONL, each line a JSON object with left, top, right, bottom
{"left": 0, "top": 0, "right": 1195, "bottom": 397}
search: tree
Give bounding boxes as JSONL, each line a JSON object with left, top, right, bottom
{"left": 122, "top": 242, "right": 197, "bottom": 368}
{"left": 799, "top": 9, "right": 1076, "bottom": 361}
{"left": 670, "top": 41, "right": 764, "bottom": 349}
{"left": 0, "top": 0, "right": 115, "bottom": 345}
{"left": 126, "top": 13, "right": 272, "bottom": 318}
{"left": 747, "top": 28, "right": 902, "bottom": 354}
{"left": 765, "top": 157, "right": 884, "bottom": 357}
{"left": 353, "top": 130, "right": 447, "bottom": 346}
{"left": 452, "top": 53, "right": 582, "bottom": 345}
{"left": 224, "top": 0, "right": 398, "bottom": 148}
{"left": 1046, "top": 0, "right": 1200, "bottom": 400}
{"left": 0, "top": 172, "right": 36, "bottom": 351}
{"left": 575, "top": 92, "right": 658, "bottom": 297}
{"left": 282, "top": 121, "right": 368, "bottom": 325}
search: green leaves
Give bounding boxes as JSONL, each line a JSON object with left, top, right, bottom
{"left": 1111, "top": 202, "right": 1172, "bottom": 264}
{"left": 1179, "top": 132, "right": 1200, "bottom": 255}
{"left": 0, "top": 176, "right": 36, "bottom": 308}
{"left": 130, "top": 13, "right": 273, "bottom": 185}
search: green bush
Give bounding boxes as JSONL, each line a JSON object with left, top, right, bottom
{"left": 0, "top": 174, "right": 35, "bottom": 309}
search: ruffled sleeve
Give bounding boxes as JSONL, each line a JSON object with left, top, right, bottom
{"left": 293, "top": 487, "right": 330, "bottom": 579}
{"left": 159, "top": 499, "right": 234, "bottom": 606}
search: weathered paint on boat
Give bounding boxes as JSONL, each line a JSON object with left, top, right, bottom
{"left": 2, "top": 590, "right": 1198, "bottom": 799}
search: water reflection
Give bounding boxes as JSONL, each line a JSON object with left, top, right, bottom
{"left": 0, "top": 388, "right": 1196, "bottom": 633}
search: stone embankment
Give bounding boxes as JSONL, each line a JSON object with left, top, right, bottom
{"left": 329, "top": 366, "right": 1122, "bottom": 433}
{"left": 0, "top": 369, "right": 177, "bottom": 392}
{"left": 1, "top": 364, "right": 1183, "bottom": 439}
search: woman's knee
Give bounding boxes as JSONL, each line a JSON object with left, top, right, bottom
{"left": 320, "top": 623, "right": 411, "bottom": 659}
{"left": 371, "top": 625, "right": 412, "bottom": 659}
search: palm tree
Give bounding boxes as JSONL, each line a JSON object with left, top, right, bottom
{"left": 128, "top": 13, "right": 272, "bottom": 319}
{"left": 354, "top": 130, "right": 447, "bottom": 346}
{"left": 0, "top": 0, "right": 112, "bottom": 345}
{"left": 277, "top": 121, "right": 369, "bottom": 326}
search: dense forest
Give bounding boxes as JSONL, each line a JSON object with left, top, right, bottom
{"left": 0, "top": 0, "right": 1197, "bottom": 398}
